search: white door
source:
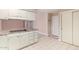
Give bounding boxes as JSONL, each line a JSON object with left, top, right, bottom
{"left": 61, "top": 11, "right": 72, "bottom": 44}
{"left": 73, "top": 11, "right": 79, "bottom": 46}
{"left": 51, "top": 15, "right": 60, "bottom": 36}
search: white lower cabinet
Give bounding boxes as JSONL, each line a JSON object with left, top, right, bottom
{"left": 8, "top": 36, "right": 20, "bottom": 50}
{"left": 20, "top": 34, "right": 29, "bottom": 48}
{"left": 28, "top": 32, "right": 35, "bottom": 44}
{"left": 0, "top": 36, "right": 8, "bottom": 50}
{"left": 0, "top": 31, "right": 38, "bottom": 50}
{"left": 33, "top": 32, "right": 39, "bottom": 42}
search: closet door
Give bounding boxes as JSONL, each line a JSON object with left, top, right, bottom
{"left": 61, "top": 11, "right": 72, "bottom": 44}
{"left": 73, "top": 11, "right": 79, "bottom": 46}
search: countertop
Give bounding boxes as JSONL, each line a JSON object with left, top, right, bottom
{"left": 0, "top": 30, "right": 37, "bottom": 37}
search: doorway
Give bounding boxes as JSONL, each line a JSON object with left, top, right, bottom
{"left": 48, "top": 13, "right": 60, "bottom": 39}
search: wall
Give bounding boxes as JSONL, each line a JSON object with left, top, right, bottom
{"left": 35, "top": 12, "right": 48, "bottom": 35}
{"left": 48, "top": 13, "right": 53, "bottom": 36}
{"left": 0, "top": 20, "right": 2, "bottom": 31}
{"left": 1, "top": 20, "right": 25, "bottom": 31}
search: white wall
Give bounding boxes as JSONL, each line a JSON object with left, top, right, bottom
{"left": 35, "top": 12, "right": 48, "bottom": 35}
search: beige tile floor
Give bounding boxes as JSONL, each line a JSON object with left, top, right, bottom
{"left": 23, "top": 36, "right": 79, "bottom": 50}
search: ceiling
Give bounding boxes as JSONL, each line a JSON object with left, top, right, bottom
{"left": 23, "top": 9, "right": 71, "bottom": 13}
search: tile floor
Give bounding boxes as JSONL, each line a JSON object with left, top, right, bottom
{"left": 23, "top": 36, "right": 79, "bottom": 50}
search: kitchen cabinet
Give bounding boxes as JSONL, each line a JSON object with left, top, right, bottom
{"left": 28, "top": 32, "right": 35, "bottom": 44}
{"left": 8, "top": 9, "right": 26, "bottom": 19}
{"left": 26, "top": 11, "right": 35, "bottom": 21}
{"left": 34, "top": 32, "right": 39, "bottom": 42}
{"left": 7, "top": 31, "right": 38, "bottom": 50}
{"left": 8, "top": 9, "right": 35, "bottom": 20}
{"left": 73, "top": 11, "right": 79, "bottom": 46}
{"left": 8, "top": 9, "right": 17, "bottom": 19}
{"left": 0, "top": 31, "right": 39, "bottom": 50}
{"left": 0, "top": 36, "right": 8, "bottom": 50}
{"left": 0, "top": 9, "right": 8, "bottom": 20}
{"left": 18, "top": 10, "right": 27, "bottom": 19}
{"left": 0, "top": 9, "right": 36, "bottom": 21}
{"left": 61, "top": 11, "right": 73, "bottom": 44}
{"left": 19, "top": 34, "right": 29, "bottom": 48}
{"left": 8, "top": 35, "right": 20, "bottom": 50}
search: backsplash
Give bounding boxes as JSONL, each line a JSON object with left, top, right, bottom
{"left": 0, "top": 20, "right": 25, "bottom": 31}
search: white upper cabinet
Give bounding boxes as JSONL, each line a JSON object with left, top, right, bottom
{"left": 26, "top": 11, "right": 36, "bottom": 21}
{"left": 8, "top": 9, "right": 36, "bottom": 20}
{"left": 0, "top": 9, "right": 8, "bottom": 20}
{"left": 18, "top": 10, "right": 27, "bottom": 19}
{"left": 0, "top": 9, "right": 36, "bottom": 20}
{"left": 8, "top": 9, "right": 19, "bottom": 19}
{"left": 8, "top": 9, "right": 26, "bottom": 19}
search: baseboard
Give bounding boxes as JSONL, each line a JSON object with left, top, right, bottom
{"left": 37, "top": 31, "right": 48, "bottom": 36}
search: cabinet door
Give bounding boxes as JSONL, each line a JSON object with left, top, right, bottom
{"left": 28, "top": 32, "right": 35, "bottom": 44}
{"left": 0, "top": 9, "right": 8, "bottom": 19}
{"left": 29, "top": 12, "right": 35, "bottom": 21}
{"left": 8, "top": 36, "right": 20, "bottom": 50}
{"left": 73, "top": 11, "right": 79, "bottom": 46}
{"left": 18, "top": 10, "right": 26, "bottom": 19}
{"left": 20, "top": 34, "right": 29, "bottom": 48}
{"left": 26, "top": 12, "right": 35, "bottom": 21}
{"left": 33, "top": 32, "right": 38, "bottom": 42}
{"left": 61, "top": 11, "right": 72, "bottom": 44}
{"left": 0, "top": 36, "right": 8, "bottom": 50}
{"left": 9, "top": 9, "right": 19, "bottom": 19}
